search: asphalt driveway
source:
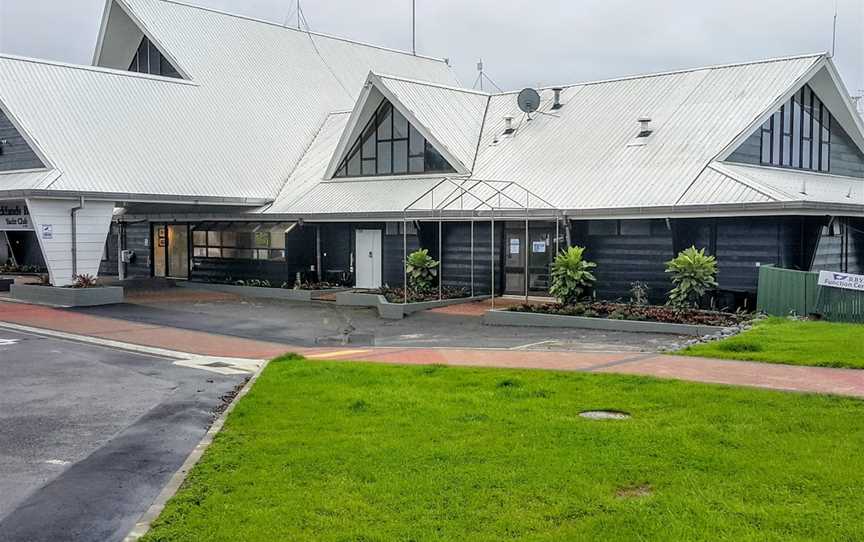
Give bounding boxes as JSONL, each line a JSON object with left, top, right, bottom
{"left": 0, "top": 328, "right": 246, "bottom": 542}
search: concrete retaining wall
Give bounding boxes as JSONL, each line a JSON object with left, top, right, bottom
{"left": 483, "top": 309, "right": 731, "bottom": 336}
{"left": 177, "top": 281, "right": 346, "bottom": 301}
{"left": 335, "top": 292, "right": 490, "bottom": 320}
{"left": 10, "top": 284, "right": 125, "bottom": 307}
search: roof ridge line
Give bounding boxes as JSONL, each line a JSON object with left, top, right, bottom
{"left": 0, "top": 52, "right": 197, "bottom": 86}
{"left": 494, "top": 52, "right": 829, "bottom": 95}
{"left": 373, "top": 72, "right": 488, "bottom": 96}
{"left": 150, "top": 0, "right": 449, "bottom": 64}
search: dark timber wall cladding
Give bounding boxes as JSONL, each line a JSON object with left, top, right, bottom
{"left": 0, "top": 109, "right": 44, "bottom": 172}
{"left": 438, "top": 222, "right": 500, "bottom": 295}
{"left": 674, "top": 217, "right": 823, "bottom": 293}
{"left": 727, "top": 116, "right": 864, "bottom": 178}
{"left": 571, "top": 219, "right": 673, "bottom": 303}
{"left": 191, "top": 259, "right": 288, "bottom": 284}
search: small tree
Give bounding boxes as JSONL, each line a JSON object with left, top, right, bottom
{"left": 665, "top": 246, "right": 718, "bottom": 308}
{"left": 406, "top": 249, "right": 439, "bottom": 293}
{"left": 549, "top": 246, "right": 597, "bottom": 305}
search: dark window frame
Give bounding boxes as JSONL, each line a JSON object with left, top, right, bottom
{"left": 192, "top": 230, "right": 285, "bottom": 261}
{"left": 759, "top": 84, "right": 831, "bottom": 173}
{"left": 334, "top": 98, "right": 456, "bottom": 178}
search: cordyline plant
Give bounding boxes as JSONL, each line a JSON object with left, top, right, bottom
{"left": 665, "top": 246, "right": 718, "bottom": 308}
{"left": 406, "top": 249, "right": 439, "bottom": 293}
{"left": 549, "top": 246, "right": 597, "bottom": 305}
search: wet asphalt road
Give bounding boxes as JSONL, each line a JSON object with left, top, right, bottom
{"left": 0, "top": 329, "right": 245, "bottom": 542}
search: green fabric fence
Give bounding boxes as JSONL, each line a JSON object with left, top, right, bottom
{"left": 757, "top": 265, "right": 864, "bottom": 323}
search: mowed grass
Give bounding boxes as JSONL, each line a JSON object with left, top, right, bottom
{"left": 143, "top": 356, "right": 864, "bottom": 542}
{"left": 679, "top": 317, "right": 864, "bottom": 369}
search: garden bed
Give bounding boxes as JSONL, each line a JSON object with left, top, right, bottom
{"left": 10, "top": 284, "right": 125, "bottom": 307}
{"left": 178, "top": 281, "right": 347, "bottom": 301}
{"left": 336, "top": 290, "right": 487, "bottom": 320}
{"left": 376, "top": 286, "right": 469, "bottom": 304}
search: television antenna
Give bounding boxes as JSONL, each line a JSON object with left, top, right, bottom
{"left": 472, "top": 59, "right": 504, "bottom": 92}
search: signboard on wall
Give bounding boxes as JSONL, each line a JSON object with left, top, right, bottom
{"left": 41, "top": 224, "right": 53, "bottom": 240}
{"left": 0, "top": 202, "right": 32, "bottom": 231}
{"left": 818, "top": 270, "right": 864, "bottom": 292}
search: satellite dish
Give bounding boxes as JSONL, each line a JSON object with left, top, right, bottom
{"left": 517, "top": 88, "right": 541, "bottom": 114}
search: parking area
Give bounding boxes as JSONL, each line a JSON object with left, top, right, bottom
{"left": 0, "top": 328, "right": 246, "bottom": 542}
{"left": 78, "top": 293, "right": 686, "bottom": 353}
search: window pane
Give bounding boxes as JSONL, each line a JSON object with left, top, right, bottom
{"left": 236, "top": 249, "right": 253, "bottom": 259}
{"left": 255, "top": 232, "right": 270, "bottom": 248}
{"left": 377, "top": 103, "right": 392, "bottom": 140}
{"left": 193, "top": 231, "right": 206, "bottom": 246}
{"left": 235, "top": 233, "right": 254, "bottom": 249}
{"left": 761, "top": 131, "right": 771, "bottom": 164}
{"left": 424, "top": 142, "right": 451, "bottom": 172}
{"left": 362, "top": 159, "right": 376, "bottom": 176}
{"left": 138, "top": 38, "right": 148, "bottom": 72}
{"left": 409, "top": 125, "right": 425, "bottom": 155}
{"left": 409, "top": 156, "right": 424, "bottom": 173}
{"left": 270, "top": 232, "right": 285, "bottom": 250}
{"left": 802, "top": 140, "right": 811, "bottom": 170}
{"left": 393, "top": 108, "right": 408, "bottom": 139}
{"left": 193, "top": 247, "right": 206, "bottom": 257}
{"left": 207, "top": 231, "right": 220, "bottom": 246}
{"left": 771, "top": 113, "right": 781, "bottom": 165}
{"left": 222, "top": 231, "right": 237, "bottom": 247}
{"left": 207, "top": 248, "right": 221, "bottom": 258}
{"left": 269, "top": 249, "right": 286, "bottom": 261}
{"left": 362, "top": 123, "right": 376, "bottom": 159}
{"left": 393, "top": 140, "right": 408, "bottom": 174}
{"left": 347, "top": 150, "right": 361, "bottom": 176}
{"left": 782, "top": 135, "right": 791, "bottom": 166}
{"left": 377, "top": 141, "right": 392, "bottom": 174}
{"left": 148, "top": 40, "right": 160, "bottom": 75}
{"left": 821, "top": 142, "right": 830, "bottom": 172}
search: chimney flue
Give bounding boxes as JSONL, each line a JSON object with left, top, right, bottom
{"left": 503, "top": 115, "right": 515, "bottom": 135}
{"left": 551, "top": 88, "right": 563, "bottom": 110}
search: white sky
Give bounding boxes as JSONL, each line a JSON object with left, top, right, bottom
{"left": 0, "top": 0, "right": 862, "bottom": 93}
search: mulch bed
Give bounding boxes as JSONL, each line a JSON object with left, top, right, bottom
{"left": 377, "top": 286, "right": 469, "bottom": 304}
{"left": 508, "top": 301, "right": 749, "bottom": 327}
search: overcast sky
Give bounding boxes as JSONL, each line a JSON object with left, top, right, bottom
{"left": 0, "top": 0, "right": 862, "bottom": 93}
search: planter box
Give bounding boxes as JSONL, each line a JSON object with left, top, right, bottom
{"left": 177, "top": 281, "right": 347, "bottom": 301}
{"left": 335, "top": 292, "right": 489, "bottom": 320}
{"left": 10, "top": 284, "right": 125, "bottom": 307}
{"left": 0, "top": 279, "right": 13, "bottom": 292}
{"left": 483, "top": 309, "right": 732, "bottom": 336}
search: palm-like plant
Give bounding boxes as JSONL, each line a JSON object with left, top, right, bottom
{"left": 665, "top": 246, "right": 718, "bottom": 308}
{"left": 549, "top": 246, "right": 597, "bottom": 305}
{"left": 406, "top": 249, "right": 439, "bottom": 293}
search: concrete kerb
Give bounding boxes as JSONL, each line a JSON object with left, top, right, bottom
{"left": 10, "top": 284, "right": 125, "bottom": 307}
{"left": 176, "top": 281, "right": 348, "bottom": 302}
{"left": 335, "top": 292, "right": 492, "bottom": 320}
{"left": 483, "top": 309, "right": 733, "bottom": 337}
{"left": 123, "top": 358, "right": 271, "bottom": 541}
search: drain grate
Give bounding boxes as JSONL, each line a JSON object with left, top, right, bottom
{"left": 579, "top": 410, "right": 631, "bottom": 420}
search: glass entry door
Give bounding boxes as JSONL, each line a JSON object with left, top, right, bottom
{"left": 152, "top": 224, "right": 189, "bottom": 279}
{"left": 503, "top": 222, "right": 557, "bottom": 296}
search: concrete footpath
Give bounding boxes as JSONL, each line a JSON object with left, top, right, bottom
{"left": 2, "top": 299, "right": 864, "bottom": 398}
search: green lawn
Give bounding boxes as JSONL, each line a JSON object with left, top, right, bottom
{"left": 679, "top": 317, "right": 864, "bottom": 369}
{"left": 143, "top": 356, "right": 864, "bottom": 542}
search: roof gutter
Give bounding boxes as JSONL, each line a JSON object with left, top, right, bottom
{"left": 0, "top": 189, "right": 272, "bottom": 207}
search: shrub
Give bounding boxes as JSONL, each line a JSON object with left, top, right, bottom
{"left": 71, "top": 274, "right": 98, "bottom": 289}
{"left": 549, "top": 246, "right": 597, "bottom": 305}
{"left": 406, "top": 249, "right": 439, "bottom": 293}
{"left": 665, "top": 246, "right": 718, "bottom": 308}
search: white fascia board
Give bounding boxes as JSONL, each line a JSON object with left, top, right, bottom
{"left": 323, "top": 76, "right": 377, "bottom": 179}
{"left": 811, "top": 58, "right": 864, "bottom": 154}
{"left": 714, "top": 55, "right": 827, "bottom": 162}
{"left": 92, "top": 0, "right": 114, "bottom": 66}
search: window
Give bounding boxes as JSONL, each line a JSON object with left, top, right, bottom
{"left": 334, "top": 98, "right": 455, "bottom": 178}
{"left": 128, "top": 36, "right": 181, "bottom": 79}
{"left": 193, "top": 230, "right": 285, "bottom": 261}
{"left": 760, "top": 84, "right": 831, "bottom": 173}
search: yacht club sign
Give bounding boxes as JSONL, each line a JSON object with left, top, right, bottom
{"left": 0, "top": 202, "right": 33, "bottom": 231}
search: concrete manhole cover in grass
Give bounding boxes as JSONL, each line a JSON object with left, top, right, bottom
{"left": 579, "top": 410, "right": 631, "bottom": 420}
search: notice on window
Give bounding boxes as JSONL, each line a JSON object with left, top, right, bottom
{"left": 509, "top": 238, "right": 520, "bottom": 254}
{"left": 41, "top": 224, "right": 53, "bottom": 240}
{"left": 532, "top": 241, "right": 546, "bottom": 253}
{"left": 818, "top": 270, "right": 864, "bottom": 292}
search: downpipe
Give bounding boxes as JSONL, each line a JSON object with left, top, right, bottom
{"left": 70, "top": 196, "right": 85, "bottom": 279}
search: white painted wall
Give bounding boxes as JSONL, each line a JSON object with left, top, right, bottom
{"left": 25, "top": 198, "right": 115, "bottom": 286}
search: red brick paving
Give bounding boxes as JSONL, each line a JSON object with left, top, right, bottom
{"left": 2, "top": 299, "right": 864, "bottom": 398}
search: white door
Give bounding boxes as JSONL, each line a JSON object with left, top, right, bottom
{"left": 355, "top": 229, "right": 382, "bottom": 289}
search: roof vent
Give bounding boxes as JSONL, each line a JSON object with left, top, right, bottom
{"left": 551, "top": 88, "right": 563, "bottom": 110}
{"left": 637, "top": 117, "right": 653, "bottom": 138}
{"left": 503, "top": 116, "right": 515, "bottom": 135}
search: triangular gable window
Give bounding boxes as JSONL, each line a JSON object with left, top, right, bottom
{"left": 758, "top": 84, "right": 834, "bottom": 173}
{"left": 334, "top": 98, "right": 455, "bottom": 178}
{"left": 128, "top": 36, "right": 181, "bottom": 79}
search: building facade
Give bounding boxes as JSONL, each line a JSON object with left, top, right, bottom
{"left": 2, "top": 0, "right": 864, "bottom": 307}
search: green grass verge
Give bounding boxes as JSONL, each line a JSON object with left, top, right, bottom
{"left": 142, "top": 356, "right": 864, "bottom": 541}
{"left": 678, "top": 317, "right": 864, "bottom": 369}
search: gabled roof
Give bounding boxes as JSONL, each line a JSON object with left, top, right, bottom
{"left": 0, "top": 0, "right": 456, "bottom": 202}
{"left": 274, "top": 52, "right": 864, "bottom": 217}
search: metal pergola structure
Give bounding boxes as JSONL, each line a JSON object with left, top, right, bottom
{"left": 401, "top": 178, "right": 561, "bottom": 309}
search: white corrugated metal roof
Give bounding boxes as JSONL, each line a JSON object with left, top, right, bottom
{"left": 374, "top": 74, "right": 490, "bottom": 171}
{"left": 278, "top": 178, "right": 444, "bottom": 214}
{"left": 716, "top": 162, "right": 864, "bottom": 205}
{"left": 677, "top": 165, "right": 776, "bottom": 205}
{"left": 0, "top": 169, "right": 59, "bottom": 191}
{"left": 0, "top": 0, "right": 455, "bottom": 200}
